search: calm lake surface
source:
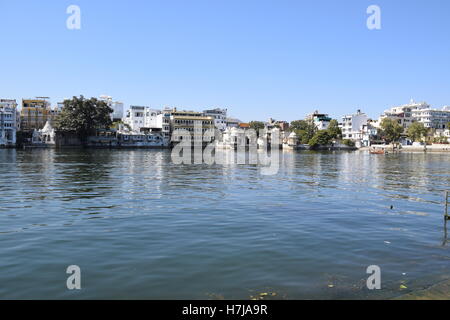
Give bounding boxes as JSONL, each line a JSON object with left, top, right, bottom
{"left": 0, "top": 149, "right": 449, "bottom": 299}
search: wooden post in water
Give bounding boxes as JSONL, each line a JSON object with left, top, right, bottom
{"left": 445, "top": 191, "right": 449, "bottom": 220}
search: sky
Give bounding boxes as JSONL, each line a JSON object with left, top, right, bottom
{"left": 1, "top": 0, "right": 450, "bottom": 122}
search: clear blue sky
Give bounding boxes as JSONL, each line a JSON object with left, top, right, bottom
{"left": 1, "top": 0, "right": 450, "bottom": 121}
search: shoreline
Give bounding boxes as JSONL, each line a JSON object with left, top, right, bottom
{"left": 394, "top": 278, "right": 450, "bottom": 300}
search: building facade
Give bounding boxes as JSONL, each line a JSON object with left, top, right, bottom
{"left": 226, "top": 118, "right": 241, "bottom": 128}
{"left": 20, "top": 97, "right": 58, "bottom": 132}
{"left": 203, "top": 108, "right": 227, "bottom": 131}
{"left": 306, "top": 111, "right": 332, "bottom": 130}
{"left": 0, "top": 99, "right": 18, "bottom": 146}
{"left": 169, "top": 109, "right": 215, "bottom": 143}
{"left": 123, "top": 106, "right": 171, "bottom": 143}
{"left": 100, "top": 95, "right": 124, "bottom": 122}
{"left": 378, "top": 100, "right": 429, "bottom": 131}
{"left": 412, "top": 107, "right": 450, "bottom": 129}
{"left": 339, "top": 110, "right": 369, "bottom": 141}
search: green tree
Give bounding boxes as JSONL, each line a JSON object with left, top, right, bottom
{"left": 290, "top": 120, "right": 317, "bottom": 144}
{"left": 308, "top": 130, "right": 332, "bottom": 148}
{"left": 406, "top": 122, "right": 428, "bottom": 142}
{"left": 327, "top": 119, "right": 342, "bottom": 139}
{"left": 380, "top": 118, "right": 403, "bottom": 144}
{"left": 56, "top": 96, "right": 113, "bottom": 144}
{"left": 342, "top": 139, "right": 355, "bottom": 147}
{"left": 249, "top": 121, "right": 265, "bottom": 132}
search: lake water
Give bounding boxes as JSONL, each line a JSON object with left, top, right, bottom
{"left": 0, "top": 148, "right": 449, "bottom": 299}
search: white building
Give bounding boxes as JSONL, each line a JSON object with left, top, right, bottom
{"left": 378, "top": 100, "right": 450, "bottom": 130}
{"left": 306, "top": 111, "right": 332, "bottom": 130}
{"left": 100, "top": 95, "right": 124, "bottom": 122}
{"left": 378, "top": 100, "right": 429, "bottom": 131}
{"left": 0, "top": 99, "right": 18, "bottom": 146}
{"left": 203, "top": 108, "right": 227, "bottom": 131}
{"left": 32, "top": 121, "right": 56, "bottom": 146}
{"left": 226, "top": 117, "right": 241, "bottom": 128}
{"left": 412, "top": 106, "right": 450, "bottom": 129}
{"left": 339, "top": 109, "right": 369, "bottom": 141}
{"left": 123, "top": 106, "right": 171, "bottom": 144}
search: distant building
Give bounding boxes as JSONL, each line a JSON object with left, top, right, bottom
{"left": 377, "top": 100, "right": 450, "bottom": 130}
{"left": 412, "top": 106, "right": 450, "bottom": 129}
{"left": 0, "top": 99, "right": 18, "bottom": 146}
{"left": 169, "top": 109, "right": 215, "bottom": 143}
{"left": 266, "top": 118, "right": 290, "bottom": 131}
{"left": 20, "top": 97, "right": 58, "bottom": 132}
{"left": 99, "top": 95, "right": 124, "bottom": 122}
{"left": 203, "top": 108, "right": 227, "bottom": 131}
{"left": 339, "top": 109, "right": 369, "bottom": 141}
{"left": 306, "top": 111, "right": 332, "bottom": 130}
{"left": 32, "top": 121, "right": 56, "bottom": 146}
{"left": 226, "top": 117, "right": 241, "bottom": 128}
{"left": 378, "top": 100, "right": 428, "bottom": 131}
{"left": 123, "top": 106, "right": 171, "bottom": 143}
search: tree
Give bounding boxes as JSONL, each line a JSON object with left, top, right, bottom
{"left": 56, "top": 96, "right": 113, "bottom": 144}
{"left": 308, "top": 130, "right": 332, "bottom": 148}
{"left": 249, "top": 121, "right": 265, "bottom": 132}
{"left": 327, "top": 119, "right": 342, "bottom": 139}
{"left": 380, "top": 118, "right": 403, "bottom": 144}
{"left": 407, "top": 122, "right": 428, "bottom": 142}
{"left": 290, "top": 120, "right": 317, "bottom": 144}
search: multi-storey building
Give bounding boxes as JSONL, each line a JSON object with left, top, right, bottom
{"left": 339, "top": 109, "right": 369, "bottom": 141}
{"left": 378, "top": 100, "right": 450, "bottom": 130}
{"left": 412, "top": 106, "right": 450, "bottom": 129}
{"left": 378, "top": 100, "right": 429, "bottom": 131}
{"left": 123, "top": 106, "right": 171, "bottom": 143}
{"left": 0, "top": 99, "right": 18, "bottom": 146}
{"left": 20, "top": 97, "right": 58, "bottom": 132}
{"left": 306, "top": 111, "right": 332, "bottom": 130}
{"left": 226, "top": 118, "right": 242, "bottom": 128}
{"left": 169, "top": 109, "right": 215, "bottom": 143}
{"left": 99, "top": 95, "right": 124, "bottom": 122}
{"left": 203, "top": 108, "right": 227, "bottom": 131}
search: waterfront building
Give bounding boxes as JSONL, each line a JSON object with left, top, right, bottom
{"left": 434, "top": 129, "right": 450, "bottom": 143}
{"left": 412, "top": 106, "right": 450, "bottom": 129}
{"left": 265, "top": 118, "right": 290, "bottom": 132}
{"left": 339, "top": 109, "right": 369, "bottom": 141}
{"left": 123, "top": 106, "right": 171, "bottom": 143}
{"left": 115, "top": 128, "right": 166, "bottom": 147}
{"left": 32, "top": 121, "right": 56, "bottom": 146}
{"left": 225, "top": 118, "right": 242, "bottom": 128}
{"left": 0, "top": 99, "right": 18, "bottom": 146}
{"left": 169, "top": 108, "right": 215, "bottom": 143}
{"left": 20, "top": 97, "right": 58, "bottom": 132}
{"left": 377, "top": 100, "right": 450, "bottom": 130}
{"left": 306, "top": 111, "right": 332, "bottom": 130}
{"left": 203, "top": 108, "right": 227, "bottom": 131}
{"left": 378, "top": 100, "right": 429, "bottom": 131}
{"left": 360, "top": 121, "right": 379, "bottom": 147}
{"left": 99, "top": 95, "right": 124, "bottom": 122}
